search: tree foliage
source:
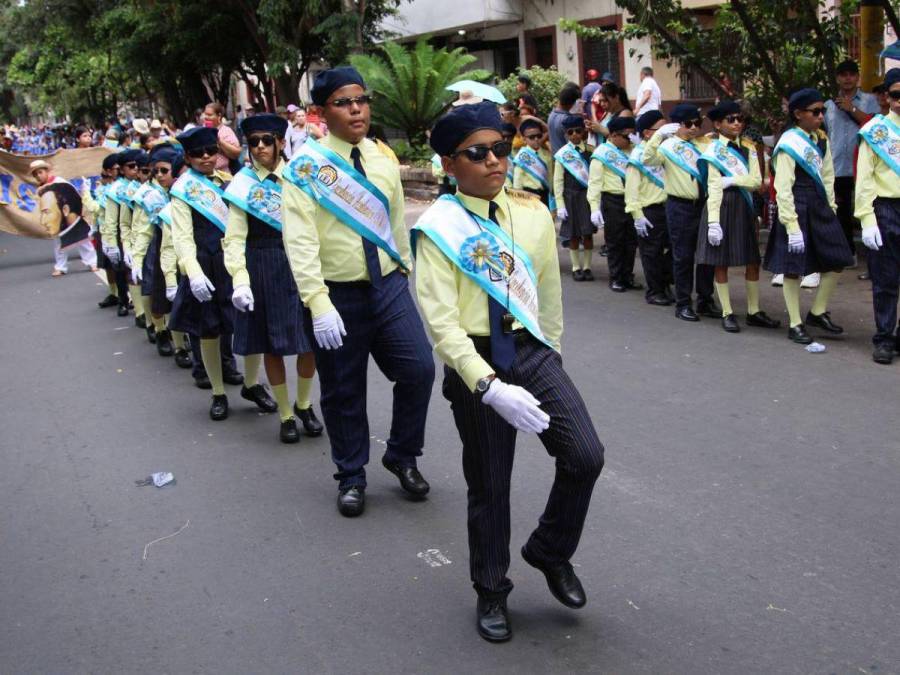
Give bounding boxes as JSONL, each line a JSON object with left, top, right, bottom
{"left": 497, "top": 66, "right": 570, "bottom": 117}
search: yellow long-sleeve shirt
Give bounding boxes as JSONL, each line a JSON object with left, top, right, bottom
{"left": 131, "top": 182, "right": 168, "bottom": 271}
{"left": 642, "top": 131, "right": 710, "bottom": 200}
{"left": 854, "top": 111, "right": 900, "bottom": 229}
{"left": 624, "top": 143, "right": 666, "bottom": 221}
{"left": 282, "top": 134, "right": 410, "bottom": 318}
{"left": 586, "top": 142, "right": 632, "bottom": 208}
{"left": 704, "top": 136, "right": 761, "bottom": 224}
{"left": 414, "top": 188, "right": 563, "bottom": 391}
{"left": 101, "top": 181, "right": 132, "bottom": 249}
{"left": 553, "top": 142, "right": 590, "bottom": 207}
{"left": 512, "top": 146, "right": 553, "bottom": 192}
{"left": 171, "top": 169, "right": 232, "bottom": 280}
{"left": 223, "top": 159, "right": 285, "bottom": 289}
{"left": 773, "top": 130, "right": 837, "bottom": 234}
{"left": 159, "top": 223, "right": 179, "bottom": 289}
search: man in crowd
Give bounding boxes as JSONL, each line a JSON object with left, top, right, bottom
{"left": 635, "top": 67, "right": 662, "bottom": 116}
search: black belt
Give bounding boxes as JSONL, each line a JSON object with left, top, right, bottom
{"left": 469, "top": 331, "right": 532, "bottom": 347}
{"left": 246, "top": 238, "right": 284, "bottom": 249}
{"left": 875, "top": 196, "right": 900, "bottom": 205}
{"left": 669, "top": 194, "right": 704, "bottom": 206}
{"left": 325, "top": 269, "right": 400, "bottom": 289}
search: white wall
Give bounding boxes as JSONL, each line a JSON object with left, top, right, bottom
{"left": 383, "top": 0, "right": 522, "bottom": 38}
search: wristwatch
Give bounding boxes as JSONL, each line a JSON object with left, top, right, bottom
{"left": 474, "top": 374, "right": 496, "bottom": 399}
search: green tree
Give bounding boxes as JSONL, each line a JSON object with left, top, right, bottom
{"left": 497, "top": 66, "right": 569, "bottom": 118}
{"left": 349, "top": 37, "right": 490, "bottom": 145}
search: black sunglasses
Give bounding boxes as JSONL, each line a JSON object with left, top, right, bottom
{"left": 724, "top": 114, "right": 745, "bottom": 124}
{"left": 524, "top": 134, "right": 542, "bottom": 141}
{"left": 566, "top": 127, "right": 584, "bottom": 134}
{"left": 248, "top": 134, "right": 277, "bottom": 148}
{"left": 804, "top": 107, "right": 826, "bottom": 116}
{"left": 152, "top": 166, "right": 170, "bottom": 176}
{"left": 887, "top": 90, "right": 900, "bottom": 101}
{"left": 187, "top": 144, "right": 219, "bottom": 158}
{"left": 123, "top": 161, "right": 137, "bottom": 168}
{"left": 328, "top": 94, "right": 372, "bottom": 108}
{"left": 452, "top": 141, "right": 513, "bottom": 162}
{"left": 682, "top": 119, "right": 703, "bottom": 129}
{"left": 139, "top": 167, "right": 152, "bottom": 175}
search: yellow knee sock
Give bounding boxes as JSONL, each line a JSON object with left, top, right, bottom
{"left": 569, "top": 249, "right": 580, "bottom": 271}
{"left": 272, "top": 383, "right": 292, "bottom": 421}
{"left": 130, "top": 285, "right": 144, "bottom": 316}
{"left": 782, "top": 277, "right": 802, "bottom": 327}
{"left": 171, "top": 330, "right": 186, "bottom": 349}
{"left": 583, "top": 249, "right": 593, "bottom": 270}
{"left": 296, "top": 376, "right": 314, "bottom": 411}
{"left": 715, "top": 281, "right": 732, "bottom": 317}
{"left": 243, "top": 354, "right": 261, "bottom": 387}
{"left": 108, "top": 282, "right": 118, "bottom": 297}
{"left": 810, "top": 271, "right": 840, "bottom": 316}
{"left": 151, "top": 313, "right": 166, "bottom": 331}
{"left": 200, "top": 338, "right": 225, "bottom": 395}
{"left": 746, "top": 280, "right": 760, "bottom": 315}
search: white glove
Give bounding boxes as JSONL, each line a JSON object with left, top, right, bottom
{"left": 189, "top": 273, "right": 215, "bottom": 302}
{"left": 721, "top": 176, "right": 735, "bottom": 189}
{"left": 707, "top": 222, "right": 723, "bottom": 247}
{"left": 123, "top": 250, "right": 134, "bottom": 269}
{"left": 787, "top": 230, "right": 805, "bottom": 254}
{"left": 482, "top": 379, "right": 550, "bottom": 434}
{"left": 231, "top": 284, "right": 254, "bottom": 312}
{"left": 556, "top": 206, "right": 568, "bottom": 221}
{"left": 657, "top": 122, "right": 681, "bottom": 139}
{"left": 312, "top": 309, "right": 347, "bottom": 350}
{"left": 165, "top": 286, "right": 177, "bottom": 302}
{"left": 103, "top": 244, "right": 120, "bottom": 265}
{"left": 131, "top": 266, "right": 142, "bottom": 284}
{"left": 861, "top": 225, "right": 882, "bottom": 251}
{"left": 634, "top": 217, "right": 654, "bottom": 238}
{"left": 590, "top": 210, "right": 605, "bottom": 228}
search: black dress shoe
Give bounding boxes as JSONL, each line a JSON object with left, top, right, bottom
{"left": 117, "top": 304, "right": 129, "bottom": 317}
{"left": 241, "top": 384, "right": 277, "bottom": 412}
{"left": 696, "top": 302, "right": 721, "bottom": 319}
{"left": 676, "top": 306, "right": 700, "bottom": 322}
{"left": 787, "top": 324, "right": 813, "bottom": 344}
{"left": 382, "top": 457, "right": 430, "bottom": 498}
{"left": 721, "top": 314, "right": 741, "bottom": 333}
{"left": 623, "top": 277, "right": 644, "bottom": 291}
{"left": 135, "top": 314, "right": 147, "bottom": 329}
{"left": 174, "top": 348, "right": 193, "bottom": 369}
{"left": 223, "top": 370, "right": 245, "bottom": 386}
{"left": 98, "top": 294, "right": 118, "bottom": 308}
{"left": 194, "top": 375, "right": 212, "bottom": 390}
{"left": 646, "top": 293, "right": 672, "bottom": 306}
{"left": 806, "top": 311, "right": 843, "bottom": 334}
{"left": 209, "top": 394, "right": 229, "bottom": 421}
{"left": 337, "top": 486, "right": 365, "bottom": 517}
{"left": 873, "top": 343, "right": 894, "bottom": 365}
{"left": 746, "top": 311, "right": 781, "bottom": 329}
{"left": 294, "top": 404, "right": 324, "bottom": 436}
{"left": 609, "top": 280, "right": 627, "bottom": 293}
{"left": 146, "top": 324, "right": 157, "bottom": 344}
{"left": 581, "top": 268, "right": 594, "bottom": 281}
{"left": 521, "top": 546, "right": 586, "bottom": 609}
{"left": 280, "top": 418, "right": 300, "bottom": 443}
{"left": 156, "top": 329, "right": 174, "bottom": 356}
{"left": 572, "top": 269, "right": 585, "bottom": 281}
{"left": 599, "top": 244, "right": 608, "bottom": 257}
{"left": 476, "top": 597, "right": 511, "bottom": 643}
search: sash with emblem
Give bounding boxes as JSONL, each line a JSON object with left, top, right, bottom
{"left": 772, "top": 128, "right": 826, "bottom": 197}
{"left": 591, "top": 141, "right": 630, "bottom": 182}
{"left": 858, "top": 114, "right": 900, "bottom": 178}
{"left": 659, "top": 137, "right": 703, "bottom": 181}
{"left": 699, "top": 139, "right": 754, "bottom": 210}
{"left": 628, "top": 143, "right": 665, "bottom": 188}
{"left": 157, "top": 202, "right": 173, "bottom": 228}
{"left": 285, "top": 138, "right": 406, "bottom": 269}
{"left": 132, "top": 183, "right": 170, "bottom": 227}
{"left": 554, "top": 143, "right": 590, "bottom": 187}
{"left": 411, "top": 194, "right": 550, "bottom": 347}
{"left": 223, "top": 166, "right": 283, "bottom": 232}
{"left": 123, "top": 180, "right": 141, "bottom": 208}
{"left": 512, "top": 147, "right": 557, "bottom": 209}
{"left": 95, "top": 183, "right": 110, "bottom": 210}
{"left": 106, "top": 177, "right": 130, "bottom": 207}
{"left": 170, "top": 169, "right": 230, "bottom": 233}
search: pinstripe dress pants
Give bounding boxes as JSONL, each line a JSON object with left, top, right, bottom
{"left": 442, "top": 334, "right": 604, "bottom": 600}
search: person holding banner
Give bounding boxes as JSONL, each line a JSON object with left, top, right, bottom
{"left": 588, "top": 115, "right": 641, "bottom": 292}
{"left": 855, "top": 68, "right": 900, "bottom": 364}
{"left": 763, "top": 89, "right": 854, "bottom": 344}
{"left": 642, "top": 104, "right": 718, "bottom": 322}
{"left": 101, "top": 149, "right": 142, "bottom": 317}
{"left": 282, "top": 66, "right": 434, "bottom": 517}
{"left": 554, "top": 115, "right": 596, "bottom": 281}
{"left": 223, "top": 112, "right": 323, "bottom": 443}
{"left": 626, "top": 111, "right": 674, "bottom": 305}
{"left": 512, "top": 118, "right": 554, "bottom": 209}
{"left": 695, "top": 100, "right": 780, "bottom": 333}
{"left": 413, "top": 101, "right": 604, "bottom": 643}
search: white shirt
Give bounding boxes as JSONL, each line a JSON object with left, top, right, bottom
{"left": 635, "top": 77, "right": 661, "bottom": 116}
{"left": 284, "top": 125, "right": 310, "bottom": 159}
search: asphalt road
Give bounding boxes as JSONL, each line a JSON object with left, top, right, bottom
{"left": 1, "top": 213, "right": 899, "bottom": 675}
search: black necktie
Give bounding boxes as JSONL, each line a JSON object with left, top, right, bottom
{"left": 487, "top": 201, "right": 516, "bottom": 372}
{"left": 264, "top": 173, "right": 278, "bottom": 183}
{"left": 350, "top": 146, "right": 382, "bottom": 288}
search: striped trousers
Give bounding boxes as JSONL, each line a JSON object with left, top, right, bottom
{"left": 442, "top": 334, "right": 604, "bottom": 600}
{"left": 869, "top": 198, "right": 900, "bottom": 348}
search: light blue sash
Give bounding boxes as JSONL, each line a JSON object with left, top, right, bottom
{"left": 107, "top": 178, "right": 129, "bottom": 207}
{"left": 659, "top": 137, "right": 702, "bottom": 181}
{"left": 431, "top": 153, "right": 457, "bottom": 186}
{"left": 285, "top": 138, "right": 406, "bottom": 269}
{"left": 590, "top": 141, "right": 630, "bottom": 182}
{"left": 411, "top": 194, "right": 550, "bottom": 347}
{"left": 170, "top": 169, "right": 229, "bottom": 233}
{"left": 699, "top": 139, "right": 754, "bottom": 211}
{"left": 96, "top": 183, "right": 110, "bottom": 210}
{"left": 627, "top": 143, "right": 665, "bottom": 188}
{"left": 772, "top": 128, "right": 826, "bottom": 197}
{"left": 858, "top": 114, "right": 900, "bottom": 178}
{"left": 133, "top": 182, "right": 170, "bottom": 227}
{"left": 124, "top": 180, "right": 141, "bottom": 208}
{"left": 511, "top": 147, "right": 557, "bottom": 209}
{"left": 554, "top": 143, "right": 590, "bottom": 187}
{"left": 223, "top": 166, "right": 283, "bottom": 232}
{"left": 157, "top": 203, "right": 173, "bottom": 228}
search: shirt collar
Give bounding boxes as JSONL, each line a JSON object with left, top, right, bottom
{"left": 456, "top": 188, "right": 510, "bottom": 223}
{"left": 324, "top": 133, "right": 369, "bottom": 161}
{"left": 250, "top": 158, "right": 285, "bottom": 180}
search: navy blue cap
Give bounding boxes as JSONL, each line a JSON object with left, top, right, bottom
{"left": 148, "top": 143, "right": 184, "bottom": 174}
{"left": 135, "top": 151, "right": 150, "bottom": 167}
{"left": 636, "top": 110, "right": 665, "bottom": 134}
{"left": 117, "top": 149, "right": 143, "bottom": 164}
{"left": 102, "top": 154, "right": 119, "bottom": 170}
{"left": 311, "top": 66, "right": 366, "bottom": 107}
{"left": 788, "top": 88, "right": 824, "bottom": 113}
{"left": 707, "top": 100, "right": 741, "bottom": 122}
{"left": 607, "top": 116, "right": 636, "bottom": 133}
{"left": 176, "top": 126, "right": 218, "bottom": 152}
{"left": 884, "top": 68, "right": 900, "bottom": 89}
{"left": 562, "top": 114, "right": 585, "bottom": 131}
{"left": 240, "top": 113, "right": 289, "bottom": 138}
{"left": 429, "top": 101, "right": 504, "bottom": 157}
{"left": 670, "top": 104, "right": 702, "bottom": 124}
{"left": 519, "top": 118, "right": 543, "bottom": 134}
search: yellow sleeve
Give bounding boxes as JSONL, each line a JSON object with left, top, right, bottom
{"left": 130, "top": 208, "right": 154, "bottom": 269}
{"left": 535, "top": 210, "right": 563, "bottom": 351}
{"left": 282, "top": 180, "right": 334, "bottom": 318}
{"left": 389, "top": 168, "right": 412, "bottom": 272}
{"left": 82, "top": 188, "right": 100, "bottom": 220}
{"left": 119, "top": 205, "right": 133, "bottom": 253}
{"left": 731, "top": 145, "right": 762, "bottom": 191}
{"left": 171, "top": 197, "right": 203, "bottom": 279}
{"left": 706, "top": 163, "right": 724, "bottom": 224}
{"left": 223, "top": 206, "right": 250, "bottom": 288}
{"left": 159, "top": 224, "right": 178, "bottom": 288}
{"left": 821, "top": 141, "right": 837, "bottom": 212}
{"left": 101, "top": 199, "right": 119, "bottom": 242}
{"left": 513, "top": 165, "right": 524, "bottom": 190}
{"left": 625, "top": 166, "right": 645, "bottom": 220}
{"left": 414, "top": 234, "right": 494, "bottom": 391}
{"left": 553, "top": 159, "right": 565, "bottom": 206}
{"left": 586, "top": 159, "right": 603, "bottom": 210}
{"left": 774, "top": 153, "right": 800, "bottom": 234}
{"left": 642, "top": 129, "right": 665, "bottom": 167}
{"left": 854, "top": 141, "right": 878, "bottom": 229}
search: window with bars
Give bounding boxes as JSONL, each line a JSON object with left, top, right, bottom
{"left": 581, "top": 27, "right": 620, "bottom": 82}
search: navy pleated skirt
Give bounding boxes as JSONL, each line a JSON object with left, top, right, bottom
{"left": 696, "top": 188, "right": 761, "bottom": 267}
{"left": 168, "top": 248, "right": 235, "bottom": 338}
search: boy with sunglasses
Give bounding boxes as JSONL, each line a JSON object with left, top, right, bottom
{"left": 223, "top": 113, "right": 323, "bottom": 442}
{"left": 642, "top": 104, "right": 718, "bottom": 321}
{"left": 855, "top": 68, "right": 900, "bottom": 364}
{"left": 101, "top": 149, "right": 143, "bottom": 318}
{"left": 282, "top": 67, "right": 434, "bottom": 517}
{"left": 554, "top": 115, "right": 597, "bottom": 281}
{"left": 763, "top": 89, "right": 853, "bottom": 344}
{"left": 588, "top": 115, "right": 641, "bottom": 292}
{"left": 84, "top": 154, "right": 125, "bottom": 308}
{"left": 512, "top": 118, "right": 554, "bottom": 208}
{"left": 128, "top": 151, "right": 157, "bottom": 343}
{"left": 413, "top": 101, "right": 604, "bottom": 643}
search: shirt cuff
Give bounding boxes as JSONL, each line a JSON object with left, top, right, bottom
{"left": 231, "top": 269, "right": 250, "bottom": 288}
{"left": 307, "top": 291, "right": 335, "bottom": 318}
{"left": 783, "top": 221, "right": 801, "bottom": 234}
{"left": 861, "top": 214, "right": 877, "bottom": 229}
{"left": 164, "top": 272, "right": 177, "bottom": 288}
{"left": 460, "top": 355, "right": 495, "bottom": 392}
{"left": 184, "top": 259, "right": 203, "bottom": 279}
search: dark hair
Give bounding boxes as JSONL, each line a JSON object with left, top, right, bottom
{"left": 39, "top": 182, "right": 83, "bottom": 216}
{"left": 559, "top": 82, "right": 581, "bottom": 108}
{"left": 75, "top": 126, "right": 90, "bottom": 137}
{"left": 500, "top": 102, "right": 518, "bottom": 113}
{"left": 602, "top": 83, "right": 631, "bottom": 112}
{"left": 517, "top": 74, "right": 532, "bottom": 86}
